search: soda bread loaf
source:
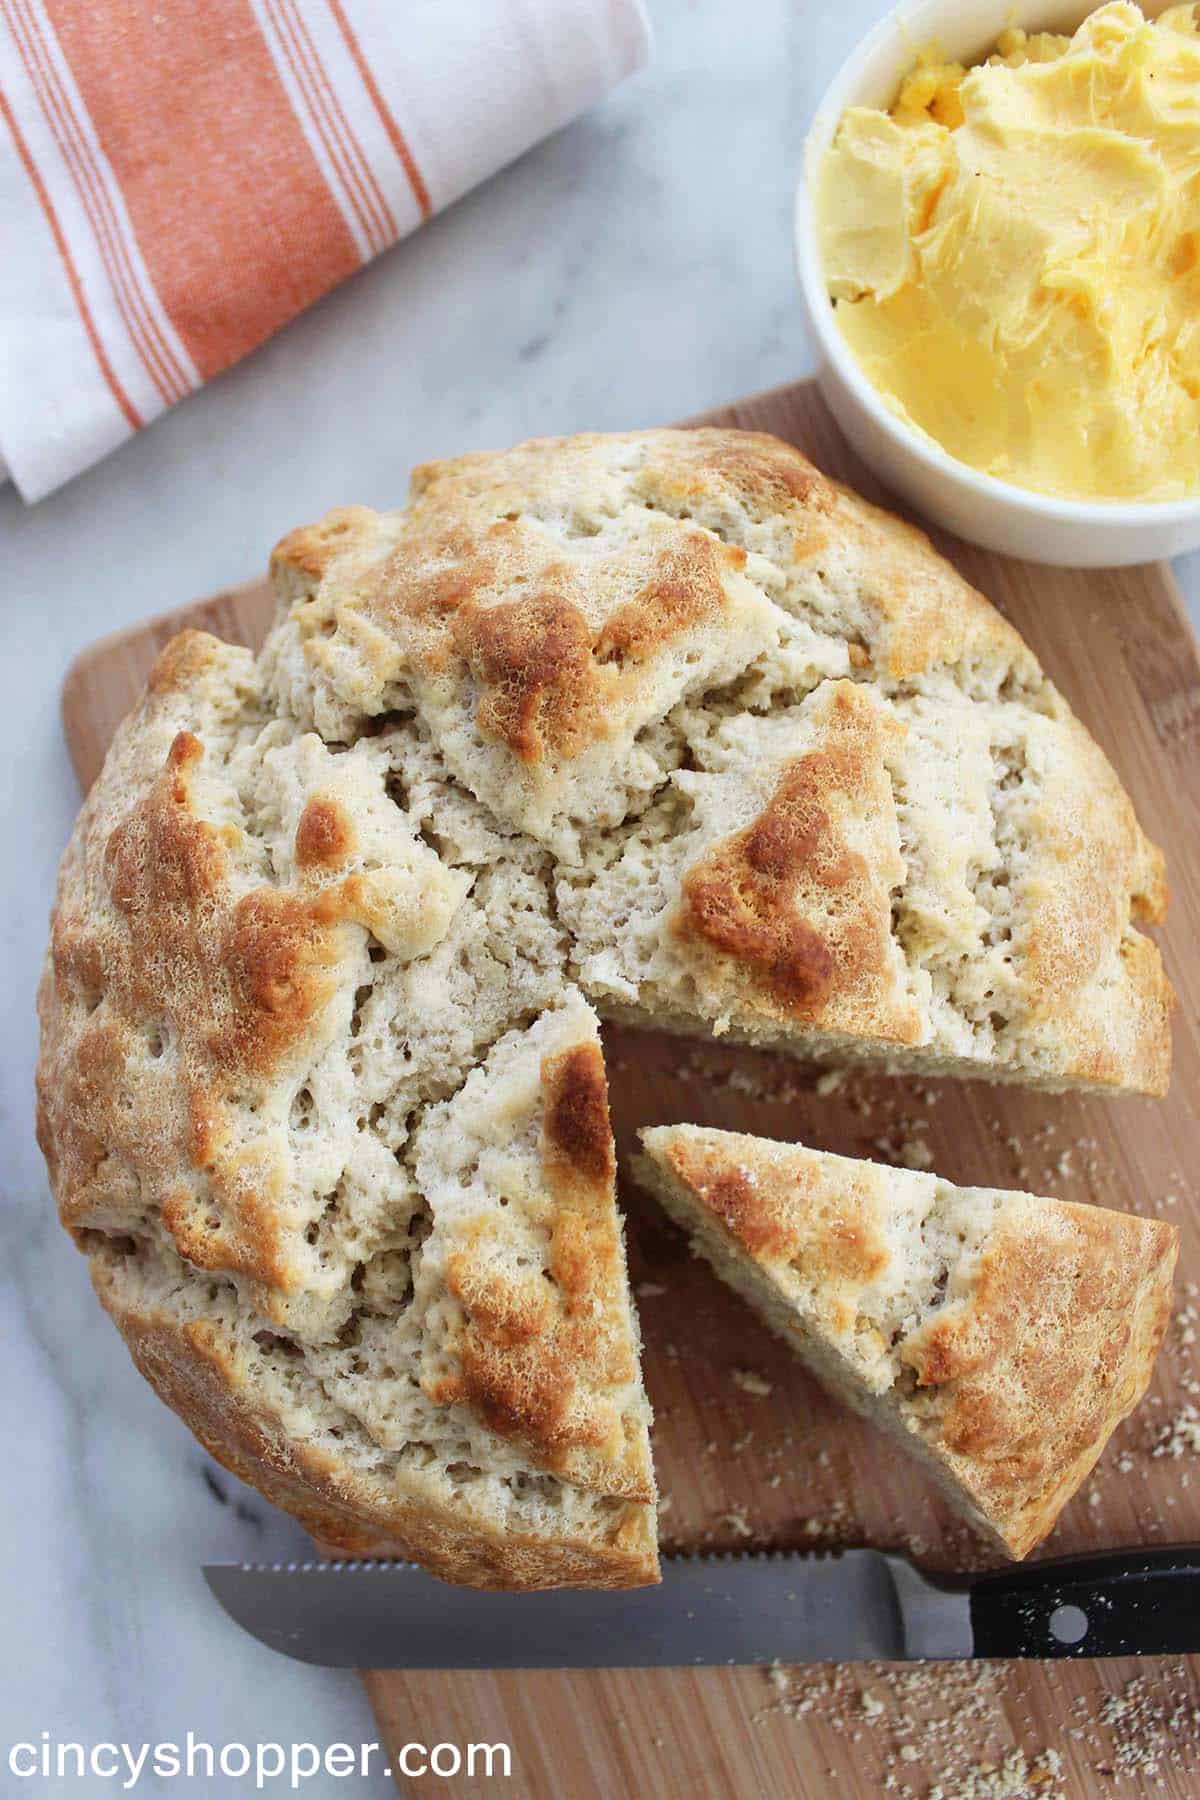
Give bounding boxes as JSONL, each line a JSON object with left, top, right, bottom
{"left": 37, "top": 428, "right": 1173, "bottom": 1584}
{"left": 635, "top": 1124, "right": 1177, "bottom": 1558}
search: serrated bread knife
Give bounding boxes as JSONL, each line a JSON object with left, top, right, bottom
{"left": 204, "top": 1545, "right": 1200, "bottom": 1668}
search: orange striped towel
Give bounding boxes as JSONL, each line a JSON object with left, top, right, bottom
{"left": 0, "top": 0, "right": 651, "bottom": 500}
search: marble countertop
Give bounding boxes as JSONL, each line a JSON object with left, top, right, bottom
{"left": 4, "top": 2, "right": 1197, "bottom": 1792}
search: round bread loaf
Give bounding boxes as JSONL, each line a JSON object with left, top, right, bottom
{"left": 36, "top": 429, "right": 1173, "bottom": 1586}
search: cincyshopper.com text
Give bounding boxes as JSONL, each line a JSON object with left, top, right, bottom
{"left": 8, "top": 1733, "right": 513, "bottom": 1788}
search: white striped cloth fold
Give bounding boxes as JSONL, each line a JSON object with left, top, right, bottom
{"left": 0, "top": 0, "right": 651, "bottom": 501}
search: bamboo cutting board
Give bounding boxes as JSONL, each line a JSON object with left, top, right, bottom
{"left": 62, "top": 382, "right": 1200, "bottom": 1799}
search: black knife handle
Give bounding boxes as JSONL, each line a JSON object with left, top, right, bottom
{"left": 968, "top": 1545, "right": 1200, "bottom": 1658}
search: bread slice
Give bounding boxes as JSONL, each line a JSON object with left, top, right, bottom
{"left": 38, "top": 631, "right": 656, "bottom": 1588}
{"left": 635, "top": 1124, "right": 1176, "bottom": 1557}
{"left": 264, "top": 429, "right": 1170, "bottom": 1095}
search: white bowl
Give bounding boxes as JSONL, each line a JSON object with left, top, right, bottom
{"left": 795, "top": 0, "right": 1200, "bottom": 566}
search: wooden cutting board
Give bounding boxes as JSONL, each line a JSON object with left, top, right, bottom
{"left": 62, "top": 381, "right": 1200, "bottom": 1799}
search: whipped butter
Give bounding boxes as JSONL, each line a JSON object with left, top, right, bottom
{"left": 817, "top": 4, "right": 1200, "bottom": 503}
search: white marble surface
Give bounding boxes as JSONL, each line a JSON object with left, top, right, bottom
{"left": 3, "top": 3, "right": 1198, "bottom": 1794}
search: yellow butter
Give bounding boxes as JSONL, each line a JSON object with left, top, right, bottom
{"left": 817, "top": 3, "right": 1200, "bottom": 502}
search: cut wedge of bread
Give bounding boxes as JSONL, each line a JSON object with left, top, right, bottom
{"left": 635, "top": 1124, "right": 1176, "bottom": 1557}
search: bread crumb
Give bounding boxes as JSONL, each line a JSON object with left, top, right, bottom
{"left": 929, "top": 1746, "right": 1063, "bottom": 1797}
{"left": 732, "top": 1367, "right": 774, "bottom": 1397}
{"left": 1091, "top": 1670, "right": 1200, "bottom": 1778}
{"left": 760, "top": 1657, "right": 1200, "bottom": 1794}
{"left": 762, "top": 1660, "right": 1023, "bottom": 1790}
{"left": 871, "top": 1127, "right": 934, "bottom": 1171}
{"left": 717, "top": 1509, "right": 753, "bottom": 1539}
{"left": 1153, "top": 1403, "right": 1200, "bottom": 1460}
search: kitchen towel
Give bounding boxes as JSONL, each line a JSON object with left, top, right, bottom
{"left": 0, "top": 0, "right": 651, "bottom": 501}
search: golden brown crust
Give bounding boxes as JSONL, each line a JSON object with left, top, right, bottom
{"left": 95, "top": 1272, "right": 657, "bottom": 1589}
{"left": 541, "top": 1041, "right": 616, "bottom": 1187}
{"left": 821, "top": 480, "right": 1029, "bottom": 683}
{"left": 627, "top": 427, "right": 1033, "bottom": 683}
{"left": 647, "top": 1129, "right": 895, "bottom": 1344}
{"left": 904, "top": 1203, "right": 1176, "bottom": 1557}
{"left": 141, "top": 626, "right": 248, "bottom": 701}
{"left": 639, "top": 1124, "right": 1177, "bottom": 1557}
{"left": 635, "top": 426, "right": 839, "bottom": 518}
{"left": 1001, "top": 715, "right": 1173, "bottom": 1095}
{"left": 457, "top": 589, "right": 595, "bottom": 763}
{"left": 276, "top": 470, "right": 755, "bottom": 752}
{"left": 39, "top": 628, "right": 474, "bottom": 1304}
{"left": 678, "top": 682, "right": 919, "bottom": 1042}
{"left": 441, "top": 536, "right": 744, "bottom": 765}
{"left": 432, "top": 1035, "right": 651, "bottom": 1501}
{"left": 266, "top": 433, "right": 785, "bottom": 845}
{"left": 410, "top": 525, "right": 742, "bottom": 764}
{"left": 270, "top": 506, "right": 380, "bottom": 586}
{"left": 43, "top": 710, "right": 354, "bottom": 1292}
{"left": 294, "top": 794, "right": 354, "bottom": 869}
{"left": 656, "top": 1140, "right": 890, "bottom": 1308}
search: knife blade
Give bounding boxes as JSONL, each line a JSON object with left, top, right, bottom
{"left": 203, "top": 1544, "right": 1200, "bottom": 1668}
